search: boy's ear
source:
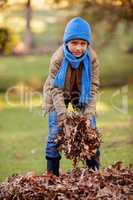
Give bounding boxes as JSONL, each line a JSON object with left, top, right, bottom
{"left": 87, "top": 43, "right": 90, "bottom": 49}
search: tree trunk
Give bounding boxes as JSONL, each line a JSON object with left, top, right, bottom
{"left": 24, "top": 0, "right": 33, "bottom": 50}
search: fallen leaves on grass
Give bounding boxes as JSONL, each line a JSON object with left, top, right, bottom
{"left": 0, "top": 162, "right": 133, "bottom": 200}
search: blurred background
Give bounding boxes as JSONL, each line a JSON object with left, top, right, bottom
{"left": 0, "top": 0, "right": 133, "bottom": 182}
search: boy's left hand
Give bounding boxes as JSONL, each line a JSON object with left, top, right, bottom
{"left": 86, "top": 119, "right": 91, "bottom": 127}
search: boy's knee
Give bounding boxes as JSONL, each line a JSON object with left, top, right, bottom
{"left": 45, "top": 142, "right": 61, "bottom": 159}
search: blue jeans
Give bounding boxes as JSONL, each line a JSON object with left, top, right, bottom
{"left": 45, "top": 111, "right": 62, "bottom": 159}
{"left": 45, "top": 111, "right": 97, "bottom": 159}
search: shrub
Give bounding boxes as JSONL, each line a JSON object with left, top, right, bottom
{"left": 0, "top": 27, "right": 19, "bottom": 55}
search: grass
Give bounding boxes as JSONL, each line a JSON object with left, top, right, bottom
{"left": 100, "top": 48, "right": 133, "bottom": 86}
{"left": 0, "top": 107, "right": 46, "bottom": 181}
{"left": 0, "top": 55, "right": 51, "bottom": 91}
{"left": 0, "top": 85, "right": 132, "bottom": 182}
{"left": 0, "top": 48, "right": 133, "bottom": 92}
{"left": 98, "top": 86, "right": 133, "bottom": 167}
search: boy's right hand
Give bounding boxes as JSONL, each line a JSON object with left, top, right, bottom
{"left": 58, "top": 118, "right": 67, "bottom": 128}
{"left": 57, "top": 113, "right": 67, "bottom": 128}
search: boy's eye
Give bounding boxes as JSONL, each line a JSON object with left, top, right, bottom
{"left": 71, "top": 41, "right": 78, "bottom": 45}
{"left": 81, "top": 42, "right": 87, "bottom": 46}
{"left": 69, "top": 40, "right": 87, "bottom": 47}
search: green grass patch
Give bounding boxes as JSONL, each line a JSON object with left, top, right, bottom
{"left": 0, "top": 50, "right": 133, "bottom": 92}
{"left": 100, "top": 47, "right": 133, "bottom": 86}
{"left": 0, "top": 55, "right": 50, "bottom": 91}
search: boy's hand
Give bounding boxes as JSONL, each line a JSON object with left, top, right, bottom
{"left": 86, "top": 119, "right": 91, "bottom": 127}
{"left": 58, "top": 118, "right": 67, "bottom": 128}
{"left": 58, "top": 112, "right": 69, "bottom": 128}
{"left": 57, "top": 113, "right": 65, "bottom": 127}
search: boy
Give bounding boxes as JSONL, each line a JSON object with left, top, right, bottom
{"left": 42, "top": 17, "right": 100, "bottom": 176}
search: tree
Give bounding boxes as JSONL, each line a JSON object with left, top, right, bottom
{"left": 0, "top": 0, "right": 33, "bottom": 50}
{"left": 0, "top": 0, "right": 7, "bottom": 7}
{"left": 80, "top": 0, "right": 133, "bottom": 48}
{"left": 46, "top": 0, "right": 133, "bottom": 48}
{"left": 24, "top": 0, "right": 33, "bottom": 50}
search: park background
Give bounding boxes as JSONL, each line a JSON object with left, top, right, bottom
{"left": 0, "top": 0, "right": 133, "bottom": 182}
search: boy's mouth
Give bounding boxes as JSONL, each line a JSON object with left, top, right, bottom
{"left": 72, "top": 52, "right": 82, "bottom": 57}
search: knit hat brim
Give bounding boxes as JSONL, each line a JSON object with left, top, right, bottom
{"left": 64, "top": 33, "right": 90, "bottom": 44}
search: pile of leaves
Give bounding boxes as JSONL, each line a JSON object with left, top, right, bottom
{"left": 55, "top": 113, "right": 101, "bottom": 166}
{"left": 0, "top": 162, "right": 133, "bottom": 200}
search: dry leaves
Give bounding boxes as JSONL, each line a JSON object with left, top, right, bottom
{"left": 55, "top": 113, "right": 101, "bottom": 167}
{"left": 0, "top": 162, "right": 133, "bottom": 200}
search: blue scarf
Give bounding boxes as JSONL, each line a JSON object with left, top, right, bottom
{"left": 53, "top": 44, "right": 92, "bottom": 106}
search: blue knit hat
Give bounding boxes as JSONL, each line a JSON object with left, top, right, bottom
{"left": 63, "top": 17, "right": 92, "bottom": 44}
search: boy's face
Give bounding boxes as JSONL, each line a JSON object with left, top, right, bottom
{"left": 67, "top": 39, "right": 88, "bottom": 57}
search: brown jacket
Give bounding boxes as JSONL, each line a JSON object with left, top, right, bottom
{"left": 42, "top": 45, "right": 100, "bottom": 121}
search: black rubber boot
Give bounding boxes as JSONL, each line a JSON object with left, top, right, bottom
{"left": 86, "top": 149, "right": 100, "bottom": 170}
{"left": 86, "top": 158, "right": 99, "bottom": 170}
{"left": 47, "top": 157, "right": 60, "bottom": 176}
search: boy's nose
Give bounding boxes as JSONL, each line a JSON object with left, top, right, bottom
{"left": 76, "top": 45, "right": 81, "bottom": 50}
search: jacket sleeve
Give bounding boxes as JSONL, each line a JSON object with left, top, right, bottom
{"left": 83, "top": 48, "right": 100, "bottom": 118}
{"left": 49, "top": 46, "right": 67, "bottom": 121}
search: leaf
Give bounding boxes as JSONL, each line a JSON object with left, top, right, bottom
{"left": 55, "top": 113, "right": 101, "bottom": 167}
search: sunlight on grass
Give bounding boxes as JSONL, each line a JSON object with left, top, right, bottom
{"left": 97, "top": 102, "right": 110, "bottom": 113}
{"left": 0, "top": 96, "right": 42, "bottom": 109}
{"left": 103, "top": 119, "right": 131, "bottom": 129}
{"left": 0, "top": 101, "right": 6, "bottom": 110}
{"left": 25, "top": 56, "right": 37, "bottom": 62}
{"left": 0, "top": 87, "right": 42, "bottom": 109}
